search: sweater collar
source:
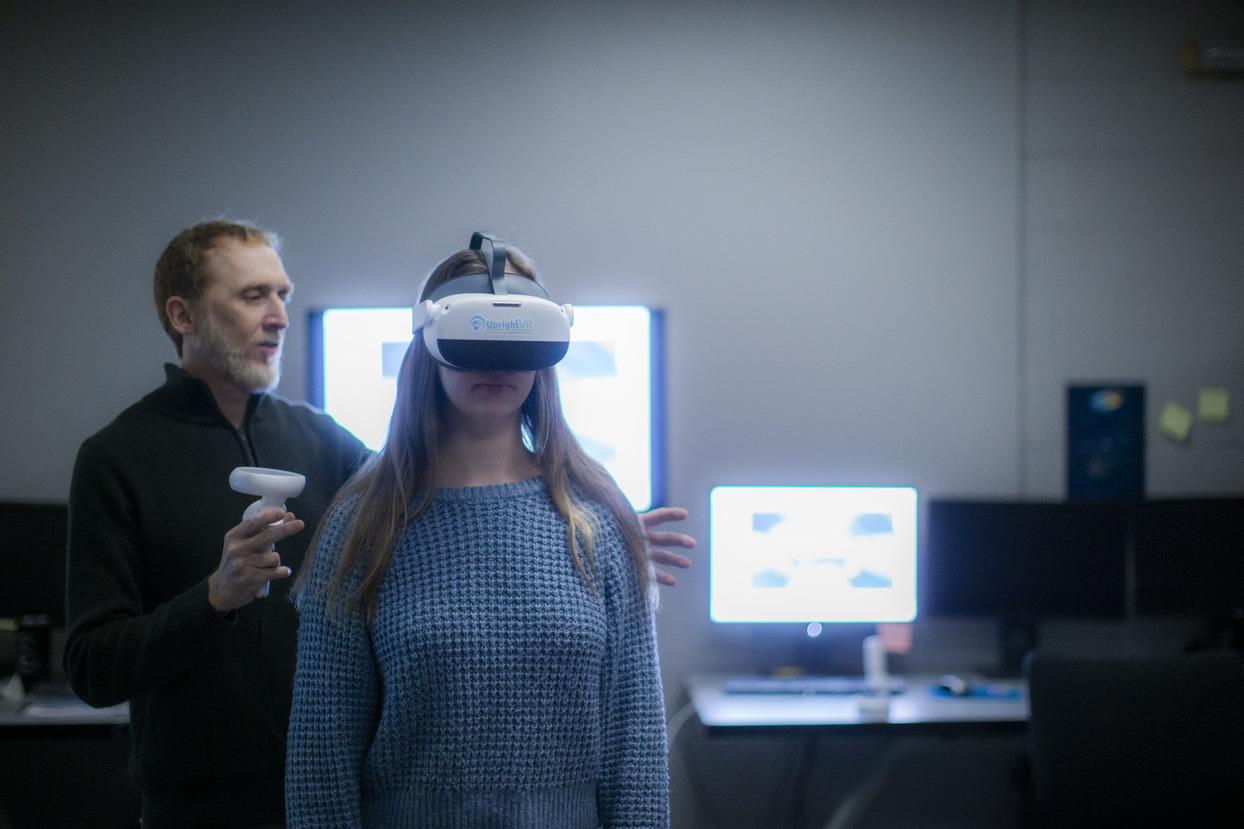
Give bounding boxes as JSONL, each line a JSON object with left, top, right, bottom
{"left": 155, "top": 363, "right": 267, "bottom": 427}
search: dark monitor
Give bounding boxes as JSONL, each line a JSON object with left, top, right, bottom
{"left": 921, "top": 499, "right": 1129, "bottom": 620}
{"left": 0, "top": 502, "right": 68, "bottom": 626}
{"left": 1134, "top": 497, "right": 1244, "bottom": 617}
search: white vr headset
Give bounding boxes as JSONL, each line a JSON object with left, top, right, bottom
{"left": 412, "top": 232, "right": 574, "bottom": 371}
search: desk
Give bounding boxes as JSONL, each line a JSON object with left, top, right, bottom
{"left": 685, "top": 675, "right": 1029, "bottom": 828}
{"left": 688, "top": 674, "right": 1028, "bottom": 735}
{"left": 0, "top": 682, "right": 128, "bottom": 737}
{"left": 0, "top": 682, "right": 136, "bottom": 829}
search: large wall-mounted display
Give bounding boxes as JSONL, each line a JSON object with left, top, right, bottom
{"left": 308, "top": 306, "right": 663, "bottom": 511}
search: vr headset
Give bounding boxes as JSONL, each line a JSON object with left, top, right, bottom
{"left": 412, "top": 232, "right": 574, "bottom": 371}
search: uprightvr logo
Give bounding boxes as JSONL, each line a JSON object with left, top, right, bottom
{"left": 470, "top": 314, "right": 534, "bottom": 333}
{"left": 470, "top": 315, "right": 535, "bottom": 336}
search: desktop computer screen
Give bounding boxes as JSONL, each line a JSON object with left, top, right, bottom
{"left": 1134, "top": 497, "right": 1244, "bottom": 617}
{"left": 709, "top": 485, "right": 918, "bottom": 625}
{"left": 0, "top": 502, "right": 68, "bottom": 626}
{"left": 920, "top": 499, "right": 1128, "bottom": 619}
{"left": 309, "top": 305, "right": 663, "bottom": 511}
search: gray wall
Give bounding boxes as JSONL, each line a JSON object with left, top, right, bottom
{"left": 1021, "top": 0, "right": 1244, "bottom": 498}
{"left": 3, "top": 1, "right": 1242, "bottom": 826}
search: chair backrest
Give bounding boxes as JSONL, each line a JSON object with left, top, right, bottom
{"left": 1025, "top": 650, "right": 1244, "bottom": 827}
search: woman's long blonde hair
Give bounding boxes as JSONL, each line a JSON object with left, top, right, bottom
{"left": 297, "top": 245, "right": 649, "bottom": 621}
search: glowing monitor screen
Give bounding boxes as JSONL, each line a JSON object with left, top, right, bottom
{"left": 710, "top": 486, "right": 918, "bottom": 624}
{"left": 310, "top": 306, "right": 660, "bottom": 511}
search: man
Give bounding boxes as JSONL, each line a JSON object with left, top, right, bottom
{"left": 63, "top": 220, "right": 693, "bottom": 828}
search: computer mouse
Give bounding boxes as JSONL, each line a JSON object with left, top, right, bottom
{"left": 937, "top": 674, "right": 970, "bottom": 696}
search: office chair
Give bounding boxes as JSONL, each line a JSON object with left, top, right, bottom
{"left": 1025, "top": 650, "right": 1244, "bottom": 827}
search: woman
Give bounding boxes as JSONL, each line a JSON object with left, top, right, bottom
{"left": 285, "top": 240, "right": 669, "bottom": 828}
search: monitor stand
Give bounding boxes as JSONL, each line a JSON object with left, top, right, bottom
{"left": 988, "top": 618, "right": 1038, "bottom": 678}
{"left": 1185, "top": 612, "right": 1244, "bottom": 656}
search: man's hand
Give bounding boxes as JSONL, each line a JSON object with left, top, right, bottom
{"left": 638, "top": 507, "right": 696, "bottom": 587}
{"left": 208, "top": 508, "right": 305, "bottom": 612}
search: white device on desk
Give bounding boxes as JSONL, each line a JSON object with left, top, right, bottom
{"left": 858, "top": 633, "right": 893, "bottom": 718}
{"left": 229, "top": 467, "right": 306, "bottom": 598}
{"left": 863, "top": 634, "right": 891, "bottom": 690}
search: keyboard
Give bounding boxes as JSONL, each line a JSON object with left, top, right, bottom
{"left": 721, "top": 675, "right": 904, "bottom": 695}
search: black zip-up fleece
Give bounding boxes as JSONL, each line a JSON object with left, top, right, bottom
{"left": 64, "top": 364, "right": 367, "bottom": 827}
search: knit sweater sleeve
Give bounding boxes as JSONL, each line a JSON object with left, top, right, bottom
{"left": 595, "top": 514, "right": 670, "bottom": 827}
{"left": 286, "top": 498, "right": 380, "bottom": 827}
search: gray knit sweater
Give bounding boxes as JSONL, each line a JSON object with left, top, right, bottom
{"left": 286, "top": 477, "right": 669, "bottom": 828}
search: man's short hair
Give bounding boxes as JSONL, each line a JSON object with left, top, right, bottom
{"left": 154, "top": 219, "right": 281, "bottom": 357}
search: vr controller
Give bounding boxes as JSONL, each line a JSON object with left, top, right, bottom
{"left": 413, "top": 232, "right": 574, "bottom": 371}
{"left": 229, "top": 466, "right": 305, "bottom": 598}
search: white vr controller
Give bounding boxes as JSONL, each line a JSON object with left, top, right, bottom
{"left": 229, "top": 466, "right": 306, "bottom": 598}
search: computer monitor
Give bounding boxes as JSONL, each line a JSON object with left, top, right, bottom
{"left": 308, "top": 305, "right": 663, "bottom": 511}
{"left": 0, "top": 502, "right": 68, "bottom": 626}
{"left": 921, "top": 499, "right": 1129, "bottom": 675}
{"left": 920, "top": 499, "right": 1128, "bottom": 620}
{"left": 709, "top": 486, "right": 918, "bottom": 627}
{"left": 1134, "top": 497, "right": 1244, "bottom": 618}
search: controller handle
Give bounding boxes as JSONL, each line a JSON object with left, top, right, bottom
{"left": 229, "top": 467, "right": 306, "bottom": 598}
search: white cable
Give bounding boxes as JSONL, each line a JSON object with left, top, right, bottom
{"left": 666, "top": 699, "right": 697, "bottom": 749}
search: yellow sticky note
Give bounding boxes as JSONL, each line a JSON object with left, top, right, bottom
{"left": 1160, "top": 401, "right": 1194, "bottom": 442}
{"left": 1199, "top": 387, "right": 1230, "bottom": 423}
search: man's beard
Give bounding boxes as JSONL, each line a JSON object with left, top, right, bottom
{"left": 195, "top": 309, "right": 282, "bottom": 392}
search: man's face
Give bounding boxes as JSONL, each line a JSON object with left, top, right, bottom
{"left": 184, "top": 239, "right": 293, "bottom": 393}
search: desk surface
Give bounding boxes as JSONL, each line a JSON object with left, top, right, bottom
{"left": 0, "top": 681, "right": 129, "bottom": 729}
{"left": 688, "top": 674, "right": 1029, "bottom": 735}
